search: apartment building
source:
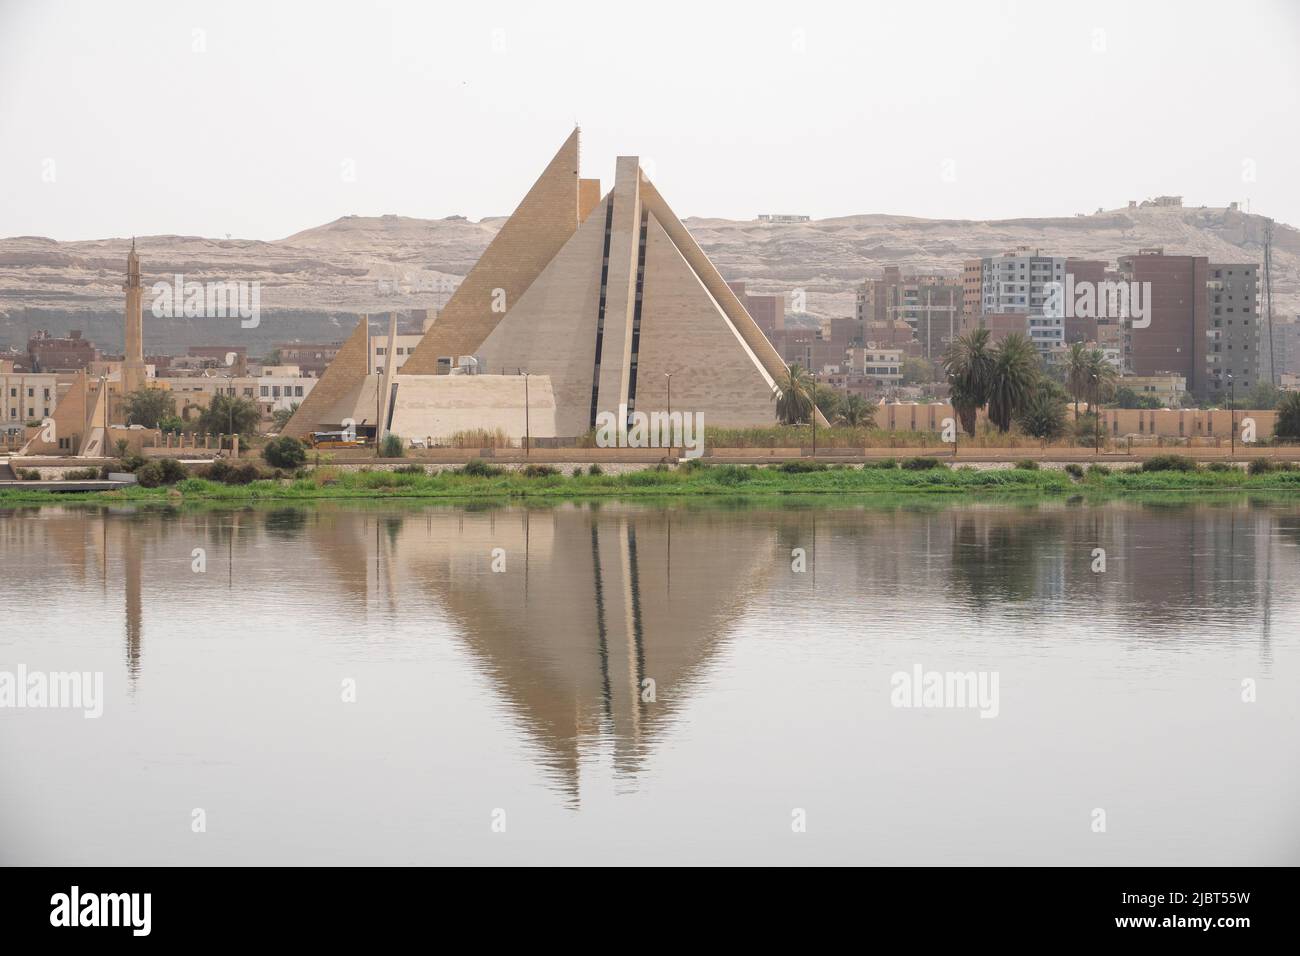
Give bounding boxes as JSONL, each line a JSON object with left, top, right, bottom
{"left": 370, "top": 333, "right": 425, "bottom": 375}
{"left": 1, "top": 372, "right": 59, "bottom": 424}
{"left": 726, "top": 281, "right": 786, "bottom": 338}
{"left": 854, "top": 267, "right": 959, "bottom": 358}
{"left": 1205, "top": 264, "right": 1260, "bottom": 398}
{"left": 978, "top": 248, "right": 1066, "bottom": 354}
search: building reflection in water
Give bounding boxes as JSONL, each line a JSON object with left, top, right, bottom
{"left": 2, "top": 496, "right": 1295, "bottom": 799}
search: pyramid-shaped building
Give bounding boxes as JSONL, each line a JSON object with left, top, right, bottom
{"left": 284, "top": 130, "right": 795, "bottom": 443}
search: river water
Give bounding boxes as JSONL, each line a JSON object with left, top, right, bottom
{"left": 2, "top": 496, "right": 1297, "bottom": 864}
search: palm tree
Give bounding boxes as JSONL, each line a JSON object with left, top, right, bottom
{"left": 1016, "top": 388, "right": 1068, "bottom": 440}
{"left": 812, "top": 383, "right": 841, "bottom": 423}
{"left": 837, "top": 393, "right": 876, "bottom": 428}
{"left": 941, "top": 328, "right": 995, "bottom": 437}
{"left": 773, "top": 364, "right": 814, "bottom": 425}
{"left": 986, "top": 332, "right": 1040, "bottom": 432}
{"left": 1065, "top": 342, "right": 1090, "bottom": 421}
{"left": 1085, "top": 349, "right": 1117, "bottom": 411}
{"left": 1276, "top": 391, "right": 1300, "bottom": 441}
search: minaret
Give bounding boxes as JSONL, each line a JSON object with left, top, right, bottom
{"left": 122, "top": 239, "right": 146, "bottom": 396}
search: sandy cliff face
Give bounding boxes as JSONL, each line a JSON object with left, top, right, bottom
{"left": 1, "top": 205, "right": 1295, "bottom": 347}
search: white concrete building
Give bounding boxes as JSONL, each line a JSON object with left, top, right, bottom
{"left": 980, "top": 248, "right": 1067, "bottom": 354}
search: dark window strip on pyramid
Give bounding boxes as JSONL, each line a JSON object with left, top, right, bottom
{"left": 626, "top": 208, "right": 650, "bottom": 420}
{"left": 589, "top": 195, "right": 615, "bottom": 430}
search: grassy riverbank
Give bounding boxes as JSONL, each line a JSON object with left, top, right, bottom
{"left": 5, "top": 458, "right": 1300, "bottom": 504}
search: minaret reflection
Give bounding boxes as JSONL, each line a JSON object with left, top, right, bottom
{"left": 122, "top": 518, "right": 142, "bottom": 685}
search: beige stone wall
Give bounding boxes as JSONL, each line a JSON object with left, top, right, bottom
{"left": 402, "top": 130, "right": 581, "bottom": 373}
{"left": 876, "top": 402, "right": 1280, "bottom": 440}
{"left": 386, "top": 374, "right": 556, "bottom": 443}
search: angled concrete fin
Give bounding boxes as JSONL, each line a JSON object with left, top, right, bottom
{"left": 402, "top": 129, "right": 582, "bottom": 373}
{"left": 281, "top": 315, "right": 371, "bottom": 438}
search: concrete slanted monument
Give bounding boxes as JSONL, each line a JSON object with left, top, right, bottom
{"left": 284, "top": 129, "right": 811, "bottom": 447}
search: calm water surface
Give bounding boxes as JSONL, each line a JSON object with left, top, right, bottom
{"left": 2, "top": 496, "right": 1298, "bottom": 865}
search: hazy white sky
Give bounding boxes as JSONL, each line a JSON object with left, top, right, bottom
{"left": 2, "top": 0, "right": 1298, "bottom": 241}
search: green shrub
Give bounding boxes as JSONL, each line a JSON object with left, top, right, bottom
{"left": 17, "top": 468, "right": 41, "bottom": 480}
{"left": 863, "top": 458, "right": 897, "bottom": 469}
{"left": 1142, "top": 454, "right": 1198, "bottom": 473}
{"left": 1014, "top": 459, "right": 1040, "bottom": 470}
{"left": 1206, "top": 461, "right": 1235, "bottom": 473}
{"left": 1248, "top": 458, "right": 1274, "bottom": 476}
{"left": 230, "top": 463, "right": 264, "bottom": 485}
{"left": 117, "top": 453, "right": 146, "bottom": 473}
{"left": 134, "top": 461, "right": 166, "bottom": 488}
{"left": 1086, "top": 464, "right": 1111, "bottom": 477}
{"left": 263, "top": 436, "right": 307, "bottom": 470}
{"left": 901, "top": 457, "right": 942, "bottom": 471}
{"left": 379, "top": 434, "right": 405, "bottom": 459}
{"left": 711, "top": 464, "right": 756, "bottom": 485}
{"left": 571, "top": 467, "right": 584, "bottom": 478}
{"left": 393, "top": 463, "right": 425, "bottom": 475}
{"left": 587, "top": 463, "right": 604, "bottom": 476}
{"left": 202, "top": 460, "right": 234, "bottom": 483}
{"left": 625, "top": 468, "right": 677, "bottom": 486}
{"left": 776, "top": 459, "right": 828, "bottom": 473}
{"left": 462, "top": 458, "right": 504, "bottom": 478}
{"left": 521, "top": 464, "right": 559, "bottom": 478}
{"left": 158, "top": 458, "right": 187, "bottom": 484}
{"left": 1064, "top": 463, "right": 1084, "bottom": 479}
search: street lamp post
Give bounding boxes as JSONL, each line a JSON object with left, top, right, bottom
{"left": 664, "top": 371, "right": 673, "bottom": 453}
{"left": 225, "top": 374, "right": 235, "bottom": 452}
{"left": 811, "top": 377, "right": 817, "bottom": 460}
{"left": 1091, "top": 371, "right": 1100, "bottom": 456}
{"left": 1229, "top": 374, "right": 1235, "bottom": 460}
{"left": 522, "top": 371, "right": 530, "bottom": 457}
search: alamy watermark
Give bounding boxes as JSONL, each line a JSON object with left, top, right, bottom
{"left": 50, "top": 886, "right": 150, "bottom": 936}
{"left": 1043, "top": 275, "right": 1152, "bottom": 329}
{"left": 890, "top": 664, "right": 999, "bottom": 718}
{"left": 151, "top": 274, "right": 260, "bottom": 328}
{"left": 594, "top": 405, "right": 704, "bottom": 459}
{"left": 0, "top": 665, "right": 103, "bottom": 718}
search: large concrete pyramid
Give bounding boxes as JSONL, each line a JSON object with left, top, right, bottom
{"left": 468, "top": 155, "right": 790, "bottom": 432}
{"left": 292, "top": 133, "right": 807, "bottom": 443}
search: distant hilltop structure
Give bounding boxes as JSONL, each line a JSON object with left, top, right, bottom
{"left": 758, "top": 214, "right": 810, "bottom": 224}
{"left": 1129, "top": 196, "right": 1183, "bottom": 209}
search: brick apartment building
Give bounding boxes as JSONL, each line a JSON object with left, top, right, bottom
{"left": 27, "top": 329, "right": 98, "bottom": 372}
{"left": 726, "top": 281, "right": 785, "bottom": 339}
{"left": 277, "top": 342, "right": 343, "bottom": 377}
